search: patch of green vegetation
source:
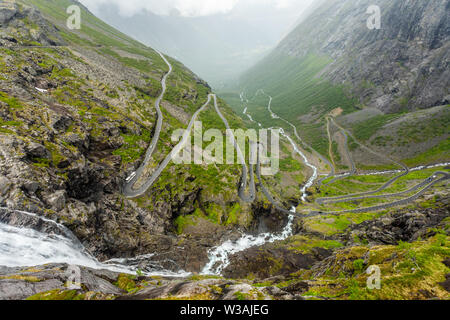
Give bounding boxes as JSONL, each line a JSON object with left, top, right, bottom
{"left": 99, "top": 47, "right": 154, "bottom": 75}
{"left": 372, "top": 135, "right": 394, "bottom": 147}
{"left": 252, "top": 281, "right": 274, "bottom": 288}
{"left": 352, "top": 259, "right": 365, "bottom": 272}
{"left": 304, "top": 211, "right": 385, "bottom": 236}
{"left": 279, "top": 236, "right": 344, "bottom": 253}
{"left": 403, "top": 138, "right": 450, "bottom": 167}
{"left": 90, "top": 107, "right": 113, "bottom": 117}
{"left": 280, "top": 156, "right": 303, "bottom": 172}
{"left": 44, "top": 142, "right": 66, "bottom": 167}
{"left": 51, "top": 67, "right": 74, "bottom": 79}
{"left": 0, "top": 128, "right": 14, "bottom": 134}
{"left": 112, "top": 129, "right": 152, "bottom": 164}
{"left": 0, "top": 91, "right": 25, "bottom": 109}
{"left": 115, "top": 274, "right": 137, "bottom": 293}
{"left": 0, "top": 120, "right": 22, "bottom": 126}
{"left": 174, "top": 210, "right": 201, "bottom": 235}
{"left": 26, "top": 289, "right": 85, "bottom": 300}
{"left": 241, "top": 53, "right": 357, "bottom": 117}
{"left": 298, "top": 234, "right": 450, "bottom": 300}
{"left": 331, "top": 141, "right": 341, "bottom": 163}
{"left": 51, "top": 82, "right": 88, "bottom": 108}
{"left": 351, "top": 114, "right": 402, "bottom": 142}
{"left": 225, "top": 203, "right": 241, "bottom": 226}
{"left": 396, "top": 113, "right": 449, "bottom": 145}
{"left": 188, "top": 275, "right": 222, "bottom": 281}
{"left": 348, "top": 136, "right": 359, "bottom": 151}
{"left": 186, "top": 164, "right": 235, "bottom": 194}
{"left": 31, "top": 158, "right": 51, "bottom": 168}
{"left": 234, "top": 291, "right": 247, "bottom": 300}
{"left": 0, "top": 275, "right": 41, "bottom": 282}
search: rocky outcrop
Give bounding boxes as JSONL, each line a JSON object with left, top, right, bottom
{"left": 223, "top": 243, "right": 332, "bottom": 280}
{"left": 343, "top": 205, "right": 450, "bottom": 246}
{"left": 0, "top": 264, "right": 124, "bottom": 300}
{"left": 0, "top": 1, "right": 65, "bottom": 46}
{"left": 0, "top": 264, "right": 287, "bottom": 300}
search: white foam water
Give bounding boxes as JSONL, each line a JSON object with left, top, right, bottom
{"left": 201, "top": 214, "right": 294, "bottom": 275}
{"left": 279, "top": 128, "right": 318, "bottom": 202}
{"left": 0, "top": 209, "right": 189, "bottom": 277}
{"left": 0, "top": 222, "right": 106, "bottom": 269}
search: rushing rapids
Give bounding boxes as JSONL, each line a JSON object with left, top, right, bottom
{"left": 0, "top": 208, "right": 189, "bottom": 277}
{"left": 201, "top": 215, "right": 295, "bottom": 275}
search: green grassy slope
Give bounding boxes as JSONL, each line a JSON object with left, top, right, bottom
{"left": 240, "top": 53, "right": 357, "bottom": 119}
{"left": 221, "top": 52, "right": 358, "bottom": 160}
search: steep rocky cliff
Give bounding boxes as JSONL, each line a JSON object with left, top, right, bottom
{"left": 258, "top": 0, "right": 449, "bottom": 113}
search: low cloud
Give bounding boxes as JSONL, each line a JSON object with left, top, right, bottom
{"left": 79, "top": 0, "right": 310, "bottom": 17}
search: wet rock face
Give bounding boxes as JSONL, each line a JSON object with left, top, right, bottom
{"left": 222, "top": 243, "right": 331, "bottom": 280}
{"left": 0, "top": 208, "right": 69, "bottom": 238}
{"left": 344, "top": 206, "right": 450, "bottom": 245}
{"left": 0, "top": 6, "right": 18, "bottom": 26}
{"left": 25, "top": 142, "right": 50, "bottom": 160}
{"left": 0, "top": 176, "right": 12, "bottom": 196}
{"left": 249, "top": 203, "right": 290, "bottom": 234}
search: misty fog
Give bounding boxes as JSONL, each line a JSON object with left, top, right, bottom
{"left": 79, "top": 0, "right": 316, "bottom": 88}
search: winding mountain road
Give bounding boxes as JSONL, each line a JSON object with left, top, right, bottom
{"left": 255, "top": 90, "right": 336, "bottom": 186}
{"left": 323, "top": 119, "right": 357, "bottom": 185}
{"left": 213, "top": 95, "right": 256, "bottom": 203}
{"left": 122, "top": 57, "right": 256, "bottom": 202}
{"left": 123, "top": 50, "right": 172, "bottom": 198}
{"left": 310, "top": 171, "right": 449, "bottom": 215}
{"left": 316, "top": 118, "right": 411, "bottom": 203}
{"left": 120, "top": 51, "right": 445, "bottom": 219}
{"left": 241, "top": 90, "right": 448, "bottom": 218}
{"left": 318, "top": 172, "right": 446, "bottom": 205}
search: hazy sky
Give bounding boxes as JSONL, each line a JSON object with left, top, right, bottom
{"left": 78, "top": 0, "right": 317, "bottom": 86}
{"left": 79, "top": 0, "right": 315, "bottom": 18}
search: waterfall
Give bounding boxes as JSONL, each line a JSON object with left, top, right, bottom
{"left": 201, "top": 215, "right": 294, "bottom": 275}
{"left": 0, "top": 208, "right": 189, "bottom": 277}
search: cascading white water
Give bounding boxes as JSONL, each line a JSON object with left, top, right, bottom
{"left": 0, "top": 209, "right": 189, "bottom": 277}
{"left": 279, "top": 128, "right": 318, "bottom": 202}
{"left": 201, "top": 214, "right": 295, "bottom": 275}
{"left": 0, "top": 222, "right": 107, "bottom": 269}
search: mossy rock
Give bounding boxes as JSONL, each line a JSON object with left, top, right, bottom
{"left": 115, "top": 274, "right": 137, "bottom": 292}
{"left": 27, "top": 289, "right": 85, "bottom": 300}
